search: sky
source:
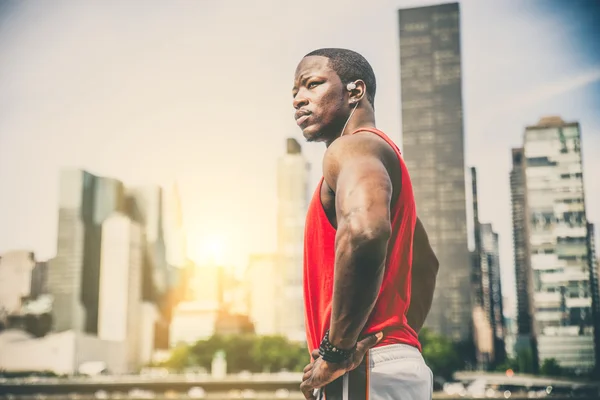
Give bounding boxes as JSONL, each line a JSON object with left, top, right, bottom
{"left": 0, "top": 0, "right": 599, "bottom": 315}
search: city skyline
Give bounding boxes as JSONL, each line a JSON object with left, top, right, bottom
{"left": 1, "top": 0, "right": 599, "bottom": 319}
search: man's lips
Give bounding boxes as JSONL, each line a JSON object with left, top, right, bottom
{"left": 295, "top": 110, "right": 311, "bottom": 126}
{"left": 296, "top": 114, "right": 310, "bottom": 126}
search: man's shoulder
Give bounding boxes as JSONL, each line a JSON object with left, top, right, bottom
{"left": 323, "top": 134, "right": 400, "bottom": 191}
{"left": 325, "top": 134, "right": 399, "bottom": 178}
{"left": 325, "top": 131, "right": 391, "bottom": 163}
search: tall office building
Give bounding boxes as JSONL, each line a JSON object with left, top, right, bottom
{"left": 126, "top": 186, "right": 168, "bottom": 299}
{"left": 511, "top": 148, "right": 536, "bottom": 354}
{"left": 98, "top": 212, "right": 144, "bottom": 371}
{"left": 154, "top": 263, "right": 193, "bottom": 349}
{"left": 277, "top": 138, "right": 310, "bottom": 342}
{"left": 512, "top": 116, "right": 596, "bottom": 372}
{"left": 157, "top": 183, "right": 190, "bottom": 349}
{"left": 48, "top": 169, "right": 125, "bottom": 333}
{"left": 470, "top": 168, "right": 505, "bottom": 368}
{"left": 470, "top": 168, "right": 492, "bottom": 366}
{"left": 47, "top": 170, "right": 87, "bottom": 332}
{"left": 83, "top": 176, "right": 125, "bottom": 334}
{"left": 398, "top": 3, "right": 471, "bottom": 341}
{"left": 48, "top": 169, "right": 185, "bottom": 354}
{"left": 127, "top": 183, "right": 189, "bottom": 349}
{"left": 480, "top": 223, "right": 506, "bottom": 364}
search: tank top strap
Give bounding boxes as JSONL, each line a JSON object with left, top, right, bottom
{"left": 350, "top": 127, "right": 402, "bottom": 154}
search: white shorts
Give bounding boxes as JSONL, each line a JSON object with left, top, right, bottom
{"left": 317, "top": 344, "right": 433, "bottom": 400}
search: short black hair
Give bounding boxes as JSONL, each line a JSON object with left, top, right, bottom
{"left": 304, "top": 48, "right": 376, "bottom": 108}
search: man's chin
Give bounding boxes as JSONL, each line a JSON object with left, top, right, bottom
{"left": 302, "top": 126, "right": 323, "bottom": 142}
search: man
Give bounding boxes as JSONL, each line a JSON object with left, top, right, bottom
{"left": 293, "top": 48, "right": 439, "bottom": 400}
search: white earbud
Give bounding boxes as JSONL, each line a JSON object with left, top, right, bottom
{"left": 340, "top": 82, "right": 361, "bottom": 138}
{"left": 347, "top": 82, "right": 360, "bottom": 104}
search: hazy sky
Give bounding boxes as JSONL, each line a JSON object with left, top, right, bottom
{"left": 1, "top": 0, "right": 599, "bottom": 314}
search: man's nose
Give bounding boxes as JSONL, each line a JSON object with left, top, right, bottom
{"left": 293, "top": 92, "right": 308, "bottom": 110}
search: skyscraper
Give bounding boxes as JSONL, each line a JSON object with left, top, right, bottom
{"left": 480, "top": 223, "right": 506, "bottom": 364}
{"left": 277, "top": 138, "right": 310, "bottom": 342}
{"left": 510, "top": 147, "right": 539, "bottom": 373}
{"left": 98, "top": 212, "right": 144, "bottom": 371}
{"left": 82, "top": 176, "right": 125, "bottom": 334}
{"left": 126, "top": 186, "right": 168, "bottom": 298}
{"left": 48, "top": 169, "right": 184, "bottom": 353}
{"left": 48, "top": 169, "right": 124, "bottom": 333}
{"left": 510, "top": 147, "right": 535, "bottom": 350}
{"left": 470, "top": 168, "right": 493, "bottom": 367}
{"left": 127, "top": 183, "right": 189, "bottom": 349}
{"left": 398, "top": 3, "right": 471, "bottom": 342}
{"left": 513, "top": 116, "right": 596, "bottom": 372}
{"left": 471, "top": 168, "right": 505, "bottom": 368}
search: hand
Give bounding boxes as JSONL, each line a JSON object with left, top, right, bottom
{"left": 300, "top": 332, "right": 383, "bottom": 400}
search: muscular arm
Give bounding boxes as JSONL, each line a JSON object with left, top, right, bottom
{"left": 324, "top": 137, "right": 393, "bottom": 349}
{"left": 406, "top": 217, "right": 439, "bottom": 333}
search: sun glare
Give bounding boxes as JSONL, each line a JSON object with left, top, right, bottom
{"left": 192, "top": 234, "right": 226, "bottom": 265}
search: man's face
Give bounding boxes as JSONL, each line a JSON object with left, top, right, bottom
{"left": 292, "top": 56, "right": 347, "bottom": 142}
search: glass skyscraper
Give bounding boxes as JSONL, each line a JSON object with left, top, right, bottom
{"left": 398, "top": 2, "right": 471, "bottom": 342}
{"left": 48, "top": 169, "right": 126, "bottom": 334}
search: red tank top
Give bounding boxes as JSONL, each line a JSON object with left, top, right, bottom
{"left": 303, "top": 127, "right": 420, "bottom": 352}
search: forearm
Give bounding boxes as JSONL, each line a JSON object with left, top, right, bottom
{"left": 406, "top": 265, "right": 437, "bottom": 333}
{"left": 329, "top": 226, "right": 389, "bottom": 349}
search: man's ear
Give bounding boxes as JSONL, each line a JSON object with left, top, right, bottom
{"left": 348, "top": 79, "right": 366, "bottom": 104}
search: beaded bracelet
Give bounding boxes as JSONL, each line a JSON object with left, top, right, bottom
{"left": 318, "top": 329, "right": 356, "bottom": 363}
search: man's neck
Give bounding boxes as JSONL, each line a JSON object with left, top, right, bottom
{"left": 325, "top": 112, "right": 376, "bottom": 148}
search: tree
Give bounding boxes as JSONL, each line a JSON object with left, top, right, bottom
{"left": 251, "top": 335, "right": 291, "bottom": 372}
{"left": 540, "top": 358, "right": 562, "bottom": 376}
{"left": 163, "top": 334, "right": 310, "bottom": 373}
{"left": 515, "top": 348, "right": 535, "bottom": 374}
{"left": 220, "top": 334, "right": 257, "bottom": 372}
{"left": 495, "top": 356, "right": 518, "bottom": 373}
{"left": 495, "top": 349, "right": 535, "bottom": 375}
{"left": 419, "top": 328, "right": 463, "bottom": 380}
{"left": 164, "top": 345, "right": 192, "bottom": 370}
{"left": 285, "top": 341, "right": 311, "bottom": 372}
{"left": 188, "top": 335, "right": 227, "bottom": 371}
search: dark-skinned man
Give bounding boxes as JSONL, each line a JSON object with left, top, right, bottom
{"left": 293, "top": 48, "right": 439, "bottom": 400}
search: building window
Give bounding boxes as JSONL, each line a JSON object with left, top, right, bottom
{"left": 403, "top": 23, "right": 429, "bottom": 32}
